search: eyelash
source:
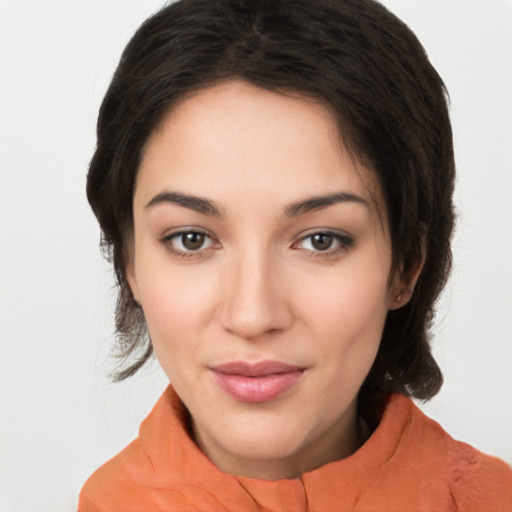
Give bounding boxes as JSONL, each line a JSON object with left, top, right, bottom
{"left": 161, "top": 229, "right": 219, "bottom": 259}
{"left": 292, "top": 231, "right": 355, "bottom": 258}
{"left": 160, "top": 229, "right": 355, "bottom": 259}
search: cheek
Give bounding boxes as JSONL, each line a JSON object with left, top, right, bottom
{"left": 295, "top": 260, "right": 390, "bottom": 365}
{"left": 133, "top": 250, "right": 220, "bottom": 357}
{"left": 299, "top": 262, "right": 390, "bottom": 324}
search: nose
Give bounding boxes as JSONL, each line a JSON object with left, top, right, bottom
{"left": 219, "top": 248, "right": 293, "bottom": 341}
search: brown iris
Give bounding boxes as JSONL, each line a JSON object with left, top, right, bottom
{"left": 182, "top": 232, "right": 206, "bottom": 250}
{"left": 310, "top": 233, "right": 333, "bottom": 251}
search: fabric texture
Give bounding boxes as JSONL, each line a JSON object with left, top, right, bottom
{"left": 79, "top": 386, "right": 512, "bottom": 511}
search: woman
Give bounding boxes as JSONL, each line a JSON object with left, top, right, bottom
{"left": 79, "top": 0, "right": 512, "bottom": 510}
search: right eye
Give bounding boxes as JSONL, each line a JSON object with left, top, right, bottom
{"left": 162, "top": 230, "right": 218, "bottom": 255}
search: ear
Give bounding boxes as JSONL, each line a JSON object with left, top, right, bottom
{"left": 388, "top": 248, "right": 425, "bottom": 311}
{"left": 125, "top": 260, "right": 141, "bottom": 305}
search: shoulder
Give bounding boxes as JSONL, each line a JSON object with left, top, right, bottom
{"left": 78, "top": 440, "right": 195, "bottom": 512}
{"left": 77, "top": 386, "right": 218, "bottom": 512}
{"left": 78, "top": 439, "right": 152, "bottom": 511}
{"left": 78, "top": 387, "right": 173, "bottom": 511}
{"left": 389, "top": 394, "right": 512, "bottom": 511}
{"left": 448, "top": 439, "right": 512, "bottom": 511}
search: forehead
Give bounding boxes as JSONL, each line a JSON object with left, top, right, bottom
{"left": 136, "top": 81, "right": 385, "bottom": 219}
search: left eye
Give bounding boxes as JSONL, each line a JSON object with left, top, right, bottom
{"left": 295, "top": 232, "right": 353, "bottom": 252}
{"left": 166, "top": 231, "right": 215, "bottom": 252}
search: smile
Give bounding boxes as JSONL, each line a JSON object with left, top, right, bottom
{"left": 210, "top": 360, "right": 306, "bottom": 403}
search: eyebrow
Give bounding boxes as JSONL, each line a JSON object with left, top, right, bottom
{"left": 146, "top": 191, "right": 222, "bottom": 216}
{"left": 145, "top": 190, "right": 370, "bottom": 218}
{"left": 283, "top": 192, "right": 370, "bottom": 218}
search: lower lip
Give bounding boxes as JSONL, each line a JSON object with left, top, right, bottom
{"left": 211, "top": 370, "right": 304, "bottom": 403}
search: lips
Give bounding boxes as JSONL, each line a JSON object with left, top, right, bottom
{"left": 210, "top": 360, "right": 305, "bottom": 403}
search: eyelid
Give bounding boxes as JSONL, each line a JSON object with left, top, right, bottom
{"left": 159, "top": 227, "right": 354, "bottom": 259}
{"left": 292, "top": 229, "right": 355, "bottom": 254}
{"left": 160, "top": 227, "right": 221, "bottom": 257}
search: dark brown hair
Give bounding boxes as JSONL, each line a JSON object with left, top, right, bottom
{"left": 87, "top": 0, "right": 455, "bottom": 399}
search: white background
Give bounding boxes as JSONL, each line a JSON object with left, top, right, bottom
{"left": 1, "top": 1, "right": 511, "bottom": 511}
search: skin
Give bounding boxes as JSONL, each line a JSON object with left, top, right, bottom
{"left": 127, "top": 80, "right": 417, "bottom": 480}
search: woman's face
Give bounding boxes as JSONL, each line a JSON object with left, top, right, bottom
{"left": 128, "top": 81, "right": 402, "bottom": 480}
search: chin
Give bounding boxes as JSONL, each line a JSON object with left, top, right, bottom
{"left": 229, "top": 431, "right": 306, "bottom": 461}
{"left": 205, "top": 408, "right": 316, "bottom": 461}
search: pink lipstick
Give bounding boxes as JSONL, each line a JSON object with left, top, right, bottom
{"left": 210, "top": 360, "right": 305, "bottom": 403}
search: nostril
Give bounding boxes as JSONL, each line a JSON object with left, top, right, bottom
{"left": 219, "top": 290, "right": 292, "bottom": 340}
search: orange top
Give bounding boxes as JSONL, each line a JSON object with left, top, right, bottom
{"left": 79, "top": 386, "right": 512, "bottom": 511}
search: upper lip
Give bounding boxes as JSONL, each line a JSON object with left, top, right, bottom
{"left": 210, "top": 360, "right": 305, "bottom": 377}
